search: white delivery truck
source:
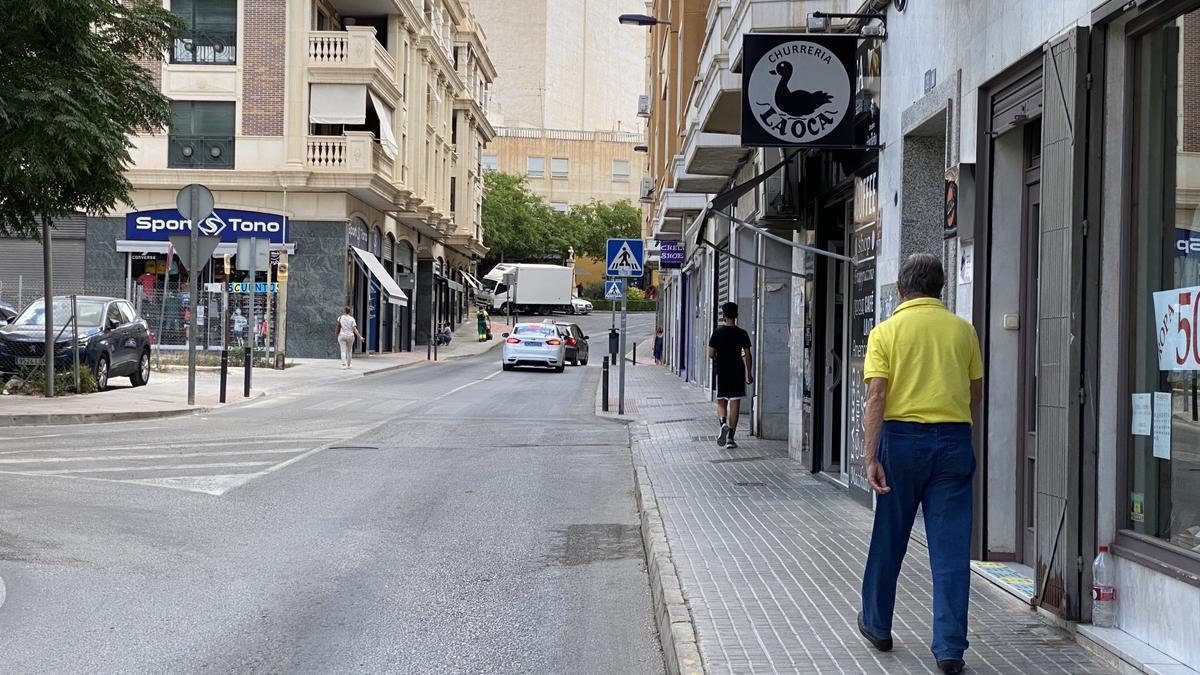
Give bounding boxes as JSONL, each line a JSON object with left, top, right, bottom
{"left": 480, "top": 263, "right": 574, "bottom": 315}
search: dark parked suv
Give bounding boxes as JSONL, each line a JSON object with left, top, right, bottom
{"left": 0, "top": 296, "right": 152, "bottom": 390}
{"left": 557, "top": 323, "right": 589, "bottom": 366}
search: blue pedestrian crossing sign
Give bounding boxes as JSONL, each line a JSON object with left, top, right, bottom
{"left": 606, "top": 238, "right": 644, "bottom": 277}
{"left": 605, "top": 279, "right": 625, "bottom": 301}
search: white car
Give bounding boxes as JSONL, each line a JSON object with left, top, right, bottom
{"left": 570, "top": 297, "right": 593, "bottom": 315}
{"left": 502, "top": 323, "right": 567, "bottom": 372}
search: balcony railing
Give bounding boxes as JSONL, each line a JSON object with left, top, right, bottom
{"left": 305, "top": 132, "right": 391, "bottom": 177}
{"left": 307, "top": 27, "right": 395, "bottom": 72}
{"left": 306, "top": 136, "right": 348, "bottom": 168}
{"left": 172, "top": 29, "right": 237, "bottom": 65}
{"left": 168, "top": 135, "right": 235, "bottom": 169}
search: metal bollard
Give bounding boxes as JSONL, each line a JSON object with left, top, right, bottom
{"left": 243, "top": 347, "right": 252, "bottom": 398}
{"left": 219, "top": 347, "right": 229, "bottom": 403}
{"left": 602, "top": 356, "right": 610, "bottom": 412}
{"left": 631, "top": 343, "right": 636, "bottom": 367}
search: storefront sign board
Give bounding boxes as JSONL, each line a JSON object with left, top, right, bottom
{"left": 659, "top": 241, "right": 684, "bottom": 269}
{"left": 125, "top": 208, "right": 287, "bottom": 244}
{"left": 741, "top": 34, "right": 858, "bottom": 148}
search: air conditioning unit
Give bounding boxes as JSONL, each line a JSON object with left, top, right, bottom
{"left": 637, "top": 95, "right": 651, "bottom": 118}
{"left": 639, "top": 176, "right": 655, "bottom": 203}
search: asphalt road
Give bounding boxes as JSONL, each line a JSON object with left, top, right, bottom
{"left": 0, "top": 313, "right": 661, "bottom": 674}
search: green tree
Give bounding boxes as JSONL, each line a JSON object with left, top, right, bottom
{"left": 482, "top": 171, "right": 571, "bottom": 263}
{"left": 567, "top": 200, "right": 643, "bottom": 261}
{"left": 0, "top": 0, "right": 181, "bottom": 239}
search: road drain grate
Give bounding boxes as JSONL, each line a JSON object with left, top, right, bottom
{"left": 658, "top": 418, "right": 701, "bottom": 424}
{"left": 329, "top": 446, "right": 380, "bottom": 451}
{"left": 710, "top": 456, "right": 766, "bottom": 464}
{"left": 733, "top": 481, "right": 768, "bottom": 487}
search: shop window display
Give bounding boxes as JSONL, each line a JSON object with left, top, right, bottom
{"left": 1129, "top": 7, "right": 1200, "bottom": 553}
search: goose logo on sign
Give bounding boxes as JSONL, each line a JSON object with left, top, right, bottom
{"left": 742, "top": 34, "right": 856, "bottom": 148}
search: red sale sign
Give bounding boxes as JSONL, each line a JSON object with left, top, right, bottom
{"left": 1154, "top": 286, "right": 1200, "bottom": 371}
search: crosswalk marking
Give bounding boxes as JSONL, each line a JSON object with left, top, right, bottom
{"left": 0, "top": 433, "right": 341, "bottom": 496}
{"left": 11, "top": 460, "right": 277, "bottom": 476}
{"left": 0, "top": 448, "right": 306, "bottom": 465}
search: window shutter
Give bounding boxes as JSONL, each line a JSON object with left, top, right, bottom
{"left": 1034, "top": 25, "right": 1089, "bottom": 621}
{"left": 171, "top": 0, "right": 195, "bottom": 26}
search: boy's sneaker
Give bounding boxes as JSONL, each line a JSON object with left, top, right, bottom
{"left": 726, "top": 438, "right": 739, "bottom": 449}
{"left": 717, "top": 424, "right": 729, "bottom": 447}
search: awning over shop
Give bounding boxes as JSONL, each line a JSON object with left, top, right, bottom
{"left": 310, "top": 83, "right": 367, "bottom": 125}
{"left": 351, "top": 246, "right": 408, "bottom": 306}
{"left": 116, "top": 241, "right": 296, "bottom": 255}
{"left": 461, "top": 271, "right": 482, "bottom": 290}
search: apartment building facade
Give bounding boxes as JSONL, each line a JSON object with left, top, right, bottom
{"left": 0, "top": 0, "right": 496, "bottom": 358}
{"left": 646, "top": 0, "right": 1200, "bottom": 671}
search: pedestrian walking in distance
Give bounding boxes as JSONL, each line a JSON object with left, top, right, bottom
{"left": 477, "top": 308, "right": 490, "bottom": 342}
{"left": 707, "top": 302, "right": 753, "bottom": 449}
{"left": 857, "top": 253, "right": 983, "bottom": 675}
{"left": 653, "top": 327, "right": 665, "bottom": 365}
{"left": 335, "top": 306, "right": 363, "bottom": 369}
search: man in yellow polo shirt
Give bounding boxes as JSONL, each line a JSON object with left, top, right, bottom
{"left": 856, "top": 253, "right": 983, "bottom": 675}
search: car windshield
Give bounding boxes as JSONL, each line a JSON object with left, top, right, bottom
{"left": 514, "top": 325, "right": 556, "bottom": 337}
{"left": 13, "top": 298, "right": 107, "bottom": 329}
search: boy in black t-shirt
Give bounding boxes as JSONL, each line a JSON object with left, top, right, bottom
{"left": 707, "top": 302, "right": 754, "bottom": 448}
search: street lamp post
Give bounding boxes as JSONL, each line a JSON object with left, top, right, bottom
{"left": 618, "top": 13, "right": 671, "bottom": 26}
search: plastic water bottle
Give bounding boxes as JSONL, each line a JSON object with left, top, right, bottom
{"left": 1092, "top": 545, "right": 1117, "bottom": 627}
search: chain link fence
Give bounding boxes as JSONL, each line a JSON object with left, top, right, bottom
{"left": 0, "top": 275, "right": 278, "bottom": 354}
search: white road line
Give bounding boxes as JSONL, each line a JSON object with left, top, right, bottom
{"left": 0, "top": 433, "right": 64, "bottom": 441}
{"left": 0, "top": 448, "right": 307, "bottom": 464}
{"left": 438, "top": 369, "right": 502, "bottom": 398}
{"left": 223, "top": 399, "right": 419, "bottom": 495}
{"left": 0, "top": 438, "right": 337, "bottom": 456}
{"left": 8, "top": 460, "right": 276, "bottom": 476}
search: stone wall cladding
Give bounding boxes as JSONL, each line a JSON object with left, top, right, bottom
{"left": 287, "top": 221, "right": 348, "bottom": 359}
{"left": 242, "top": 0, "right": 285, "bottom": 136}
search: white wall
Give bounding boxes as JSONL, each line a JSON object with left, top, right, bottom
{"left": 876, "top": 0, "right": 1096, "bottom": 291}
{"left": 473, "top": 0, "right": 646, "bottom": 132}
{"left": 1114, "top": 556, "right": 1200, "bottom": 670}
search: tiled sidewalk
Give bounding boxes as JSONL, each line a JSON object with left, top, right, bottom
{"left": 612, "top": 363, "right": 1111, "bottom": 675}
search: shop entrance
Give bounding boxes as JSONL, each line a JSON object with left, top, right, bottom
{"left": 813, "top": 202, "right": 850, "bottom": 479}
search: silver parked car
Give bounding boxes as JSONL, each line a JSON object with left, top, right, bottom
{"left": 570, "top": 297, "right": 593, "bottom": 315}
{"left": 502, "top": 323, "right": 566, "bottom": 372}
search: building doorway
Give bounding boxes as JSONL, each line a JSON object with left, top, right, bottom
{"left": 1018, "top": 122, "right": 1042, "bottom": 567}
{"left": 813, "top": 201, "right": 850, "bottom": 480}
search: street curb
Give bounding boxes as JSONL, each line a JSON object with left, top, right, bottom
{"left": 632, "top": 436, "right": 705, "bottom": 675}
{"left": 360, "top": 340, "right": 502, "bottom": 377}
{"left": 0, "top": 406, "right": 207, "bottom": 428}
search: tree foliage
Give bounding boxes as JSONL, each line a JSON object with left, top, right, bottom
{"left": 0, "top": 0, "right": 181, "bottom": 239}
{"left": 481, "top": 171, "right": 643, "bottom": 266}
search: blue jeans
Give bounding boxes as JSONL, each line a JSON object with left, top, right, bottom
{"left": 861, "top": 421, "right": 975, "bottom": 661}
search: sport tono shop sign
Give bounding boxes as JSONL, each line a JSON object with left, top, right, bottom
{"left": 125, "top": 208, "right": 288, "bottom": 244}
{"left": 742, "top": 34, "right": 857, "bottom": 148}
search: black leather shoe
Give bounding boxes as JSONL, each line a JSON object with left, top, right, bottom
{"left": 938, "top": 659, "right": 965, "bottom": 674}
{"left": 857, "top": 612, "right": 893, "bottom": 652}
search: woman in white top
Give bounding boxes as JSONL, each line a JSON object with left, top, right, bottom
{"left": 335, "top": 306, "right": 363, "bottom": 369}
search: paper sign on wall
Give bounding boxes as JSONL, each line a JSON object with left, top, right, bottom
{"left": 1131, "top": 393, "right": 1152, "bottom": 436}
{"left": 1153, "top": 391, "right": 1173, "bottom": 460}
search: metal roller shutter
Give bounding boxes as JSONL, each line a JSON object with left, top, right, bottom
{"left": 0, "top": 215, "right": 88, "bottom": 305}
